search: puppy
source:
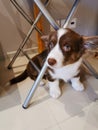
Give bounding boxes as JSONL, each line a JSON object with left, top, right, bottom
{"left": 9, "top": 28, "right": 98, "bottom": 98}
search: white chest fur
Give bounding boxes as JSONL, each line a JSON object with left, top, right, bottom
{"left": 48, "top": 58, "right": 82, "bottom": 82}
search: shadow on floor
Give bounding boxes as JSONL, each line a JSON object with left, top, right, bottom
{"left": 0, "top": 58, "right": 21, "bottom": 111}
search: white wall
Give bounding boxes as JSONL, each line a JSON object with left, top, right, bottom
{"left": 73, "top": 0, "right": 98, "bottom": 35}
{"left": 0, "top": 0, "right": 37, "bottom": 58}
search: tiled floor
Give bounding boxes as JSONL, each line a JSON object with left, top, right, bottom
{"left": 0, "top": 54, "right": 98, "bottom": 130}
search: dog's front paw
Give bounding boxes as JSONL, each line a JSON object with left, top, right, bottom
{"left": 71, "top": 77, "right": 85, "bottom": 92}
{"left": 49, "top": 86, "right": 61, "bottom": 99}
{"left": 72, "top": 82, "right": 84, "bottom": 91}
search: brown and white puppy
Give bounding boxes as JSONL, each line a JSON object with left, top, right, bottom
{"left": 9, "top": 28, "right": 98, "bottom": 98}
{"left": 42, "top": 28, "right": 98, "bottom": 98}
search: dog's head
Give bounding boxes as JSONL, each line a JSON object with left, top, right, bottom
{"left": 42, "top": 28, "right": 98, "bottom": 68}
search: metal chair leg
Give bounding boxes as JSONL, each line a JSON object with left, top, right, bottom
{"left": 34, "top": 0, "right": 59, "bottom": 30}
{"left": 8, "top": 0, "right": 50, "bottom": 69}
{"left": 22, "top": 62, "right": 47, "bottom": 109}
{"left": 35, "top": 0, "right": 98, "bottom": 78}
{"left": 63, "top": 0, "right": 80, "bottom": 28}
{"left": 23, "top": 0, "right": 98, "bottom": 109}
{"left": 21, "top": 50, "right": 40, "bottom": 73}
{"left": 10, "top": 0, "right": 42, "bottom": 34}
{"left": 22, "top": 0, "right": 80, "bottom": 108}
{"left": 7, "top": 9, "right": 43, "bottom": 69}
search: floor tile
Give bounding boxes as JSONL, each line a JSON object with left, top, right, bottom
{"left": 0, "top": 53, "right": 98, "bottom": 130}
{"left": 45, "top": 125, "right": 61, "bottom": 130}
{"left": 0, "top": 100, "right": 57, "bottom": 130}
{"left": 59, "top": 101, "right": 98, "bottom": 130}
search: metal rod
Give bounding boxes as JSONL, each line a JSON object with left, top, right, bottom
{"left": 10, "top": 0, "right": 33, "bottom": 24}
{"left": 22, "top": 62, "right": 47, "bottom": 109}
{"left": 23, "top": 0, "right": 98, "bottom": 109}
{"left": 10, "top": 0, "right": 43, "bottom": 35}
{"left": 34, "top": 0, "right": 59, "bottom": 30}
{"left": 21, "top": 50, "right": 40, "bottom": 73}
{"left": 63, "top": 0, "right": 98, "bottom": 79}
{"left": 8, "top": 0, "right": 50, "bottom": 69}
{"left": 22, "top": 0, "right": 81, "bottom": 108}
{"left": 63, "top": 0, "right": 80, "bottom": 28}
{"left": 8, "top": 10, "right": 43, "bottom": 69}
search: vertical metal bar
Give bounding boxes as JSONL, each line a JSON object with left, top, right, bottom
{"left": 23, "top": 0, "right": 59, "bottom": 108}
{"left": 8, "top": 11, "right": 43, "bottom": 69}
{"left": 10, "top": 0, "right": 33, "bottom": 25}
{"left": 63, "top": 0, "right": 80, "bottom": 28}
{"left": 21, "top": 50, "right": 40, "bottom": 73}
{"left": 34, "top": 0, "right": 59, "bottom": 30}
{"left": 8, "top": 0, "right": 50, "bottom": 69}
{"left": 22, "top": 0, "right": 81, "bottom": 108}
{"left": 22, "top": 62, "right": 47, "bottom": 109}
{"left": 23, "top": 0, "right": 98, "bottom": 109}
{"left": 63, "top": 0, "right": 98, "bottom": 79}
{"left": 10, "top": 0, "right": 43, "bottom": 35}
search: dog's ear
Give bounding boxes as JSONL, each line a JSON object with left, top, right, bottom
{"left": 83, "top": 36, "right": 98, "bottom": 50}
{"left": 41, "top": 35, "right": 49, "bottom": 48}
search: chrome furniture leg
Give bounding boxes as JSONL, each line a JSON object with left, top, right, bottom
{"left": 22, "top": 62, "right": 47, "bottom": 109}
{"left": 63, "top": 0, "right": 80, "bottom": 28}
{"left": 7, "top": 11, "right": 43, "bottom": 69}
{"left": 22, "top": 0, "right": 80, "bottom": 108}
{"left": 21, "top": 49, "right": 40, "bottom": 73}
{"left": 35, "top": 0, "right": 98, "bottom": 79}
{"left": 8, "top": 0, "right": 49, "bottom": 69}
{"left": 10, "top": 0, "right": 42, "bottom": 34}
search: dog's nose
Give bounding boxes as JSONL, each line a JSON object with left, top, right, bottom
{"left": 48, "top": 58, "right": 56, "bottom": 66}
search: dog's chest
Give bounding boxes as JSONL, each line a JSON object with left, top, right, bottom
{"left": 48, "top": 58, "right": 82, "bottom": 82}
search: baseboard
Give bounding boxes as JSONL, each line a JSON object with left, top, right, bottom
{"left": 7, "top": 47, "right": 38, "bottom": 59}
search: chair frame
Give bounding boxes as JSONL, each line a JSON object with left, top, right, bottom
{"left": 8, "top": 0, "right": 49, "bottom": 71}
{"left": 8, "top": 0, "right": 98, "bottom": 109}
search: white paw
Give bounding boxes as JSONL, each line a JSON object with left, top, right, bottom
{"left": 49, "top": 86, "right": 61, "bottom": 99}
{"left": 72, "top": 83, "right": 84, "bottom": 91}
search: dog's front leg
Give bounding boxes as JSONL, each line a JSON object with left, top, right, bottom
{"left": 48, "top": 79, "right": 61, "bottom": 98}
{"left": 70, "top": 77, "right": 84, "bottom": 91}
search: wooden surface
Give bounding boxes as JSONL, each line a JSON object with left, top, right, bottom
{"left": 34, "top": 4, "right": 45, "bottom": 53}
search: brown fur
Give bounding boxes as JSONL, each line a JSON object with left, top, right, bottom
{"left": 10, "top": 28, "right": 98, "bottom": 85}
{"left": 59, "top": 28, "right": 84, "bottom": 65}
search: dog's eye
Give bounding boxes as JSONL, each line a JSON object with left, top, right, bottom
{"left": 63, "top": 44, "right": 71, "bottom": 52}
{"left": 49, "top": 41, "right": 55, "bottom": 49}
